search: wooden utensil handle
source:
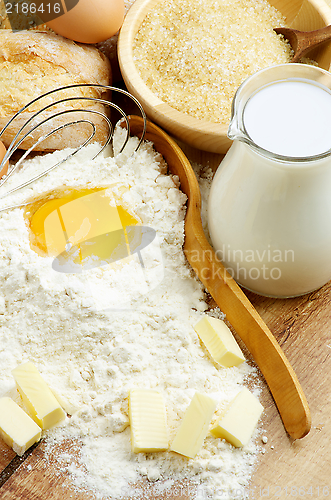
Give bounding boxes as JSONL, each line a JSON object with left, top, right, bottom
{"left": 124, "top": 115, "right": 311, "bottom": 440}
{"left": 302, "top": 24, "right": 331, "bottom": 46}
{"left": 184, "top": 222, "right": 311, "bottom": 440}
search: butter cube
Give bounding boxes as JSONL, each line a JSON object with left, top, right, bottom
{"left": 0, "top": 397, "right": 41, "bottom": 456}
{"left": 12, "top": 362, "right": 66, "bottom": 430}
{"left": 194, "top": 316, "right": 245, "bottom": 367}
{"left": 211, "top": 388, "right": 263, "bottom": 447}
{"left": 129, "top": 389, "right": 169, "bottom": 453}
{"left": 59, "top": 189, "right": 123, "bottom": 246}
{"left": 170, "top": 392, "right": 217, "bottom": 459}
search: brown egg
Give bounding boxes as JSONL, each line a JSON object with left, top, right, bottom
{"left": 45, "top": 0, "right": 125, "bottom": 44}
{"left": 0, "top": 141, "right": 9, "bottom": 179}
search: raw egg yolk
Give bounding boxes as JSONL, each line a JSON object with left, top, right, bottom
{"left": 25, "top": 187, "right": 141, "bottom": 269}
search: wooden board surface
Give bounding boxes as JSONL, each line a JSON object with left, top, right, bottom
{"left": 0, "top": 443, "right": 15, "bottom": 474}
{"left": 248, "top": 284, "right": 331, "bottom": 498}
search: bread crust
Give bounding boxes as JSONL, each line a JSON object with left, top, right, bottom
{"left": 0, "top": 30, "right": 112, "bottom": 151}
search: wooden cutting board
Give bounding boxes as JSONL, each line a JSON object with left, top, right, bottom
{"left": 1, "top": 133, "right": 331, "bottom": 499}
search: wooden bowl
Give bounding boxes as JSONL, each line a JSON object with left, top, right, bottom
{"left": 118, "top": 0, "right": 331, "bottom": 153}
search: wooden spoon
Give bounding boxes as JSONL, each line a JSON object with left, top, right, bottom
{"left": 123, "top": 115, "right": 311, "bottom": 440}
{"left": 274, "top": 25, "right": 331, "bottom": 63}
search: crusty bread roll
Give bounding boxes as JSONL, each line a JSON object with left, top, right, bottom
{"left": 0, "top": 30, "right": 112, "bottom": 151}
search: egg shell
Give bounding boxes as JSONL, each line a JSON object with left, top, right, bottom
{"left": 45, "top": 0, "right": 125, "bottom": 44}
{"left": 0, "top": 141, "right": 9, "bottom": 179}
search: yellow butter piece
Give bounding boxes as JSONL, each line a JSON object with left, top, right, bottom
{"left": 41, "top": 199, "right": 68, "bottom": 256}
{"left": 170, "top": 392, "right": 217, "bottom": 459}
{"left": 211, "top": 387, "right": 263, "bottom": 447}
{"left": 129, "top": 389, "right": 169, "bottom": 453}
{"left": 12, "top": 362, "right": 66, "bottom": 430}
{"left": 59, "top": 189, "right": 123, "bottom": 246}
{"left": 0, "top": 397, "right": 41, "bottom": 456}
{"left": 194, "top": 316, "right": 245, "bottom": 367}
{"left": 39, "top": 187, "right": 141, "bottom": 268}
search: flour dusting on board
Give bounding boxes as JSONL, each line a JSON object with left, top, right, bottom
{"left": 0, "top": 129, "right": 262, "bottom": 499}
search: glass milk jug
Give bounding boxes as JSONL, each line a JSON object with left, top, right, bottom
{"left": 208, "top": 64, "right": 331, "bottom": 298}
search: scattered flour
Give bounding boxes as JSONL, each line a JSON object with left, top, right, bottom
{"left": 0, "top": 129, "right": 262, "bottom": 499}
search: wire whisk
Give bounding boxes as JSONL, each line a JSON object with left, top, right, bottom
{"left": 0, "top": 84, "right": 147, "bottom": 211}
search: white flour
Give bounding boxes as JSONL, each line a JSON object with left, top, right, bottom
{"left": 0, "top": 130, "right": 262, "bottom": 499}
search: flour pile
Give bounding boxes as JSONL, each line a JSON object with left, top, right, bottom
{"left": 0, "top": 130, "right": 261, "bottom": 499}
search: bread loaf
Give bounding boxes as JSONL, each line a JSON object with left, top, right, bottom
{"left": 0, "top": 30, "right": 112, "bottom": 151}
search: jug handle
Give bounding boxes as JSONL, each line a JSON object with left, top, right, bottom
{"left": 123, "top": 115, "right": 311, "bottom": 440}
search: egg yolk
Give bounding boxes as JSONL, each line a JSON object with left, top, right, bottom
{"left": 24, "top": 186, "right": 141, "bottom": 270}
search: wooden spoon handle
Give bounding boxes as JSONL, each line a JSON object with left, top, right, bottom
{"left": 184, "top": 223, "right": 311, "bottom": 440}
{"left": 281, "top": 24, "right": 331, "bottom": 62}
{"left": 125, "top": 115, "right": 311, "bottom": 440}
{"left": 301, "top": 24, "right": 331, "bottom": 46}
